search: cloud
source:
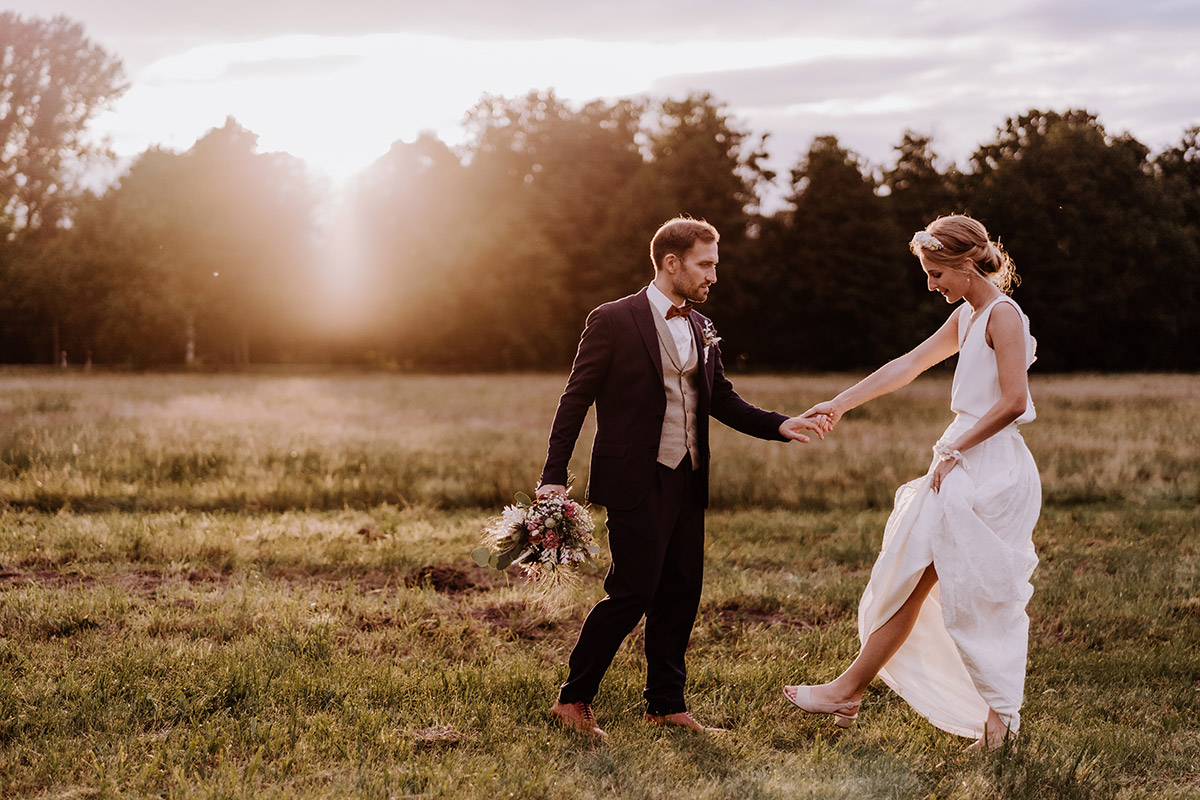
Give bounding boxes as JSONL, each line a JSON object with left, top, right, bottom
{"left": 636, "top": 17, "right": 1200, "bottom": 174}
{"left": 643, "top": 47, "right": 1008, "bottom": 170}
{"left": 649, "top": 54, "right": 951, "bottom": 107}
{"left": 220, "top": 54, "right": 363, "bottom": 81}
{"left": 17, "top": 0, "right": 1200, "bottom": 191}
{"left": 15, "top": 0, "right": 1200, "bottom": 100}
{"left": 15, "top": 0, "right": 1200, "bottom": 52}
{"left": 13, "top": 0, "right": 917, "bottom": 42}
{"left": 1014, "top": 0, "right": 1200, "bottom": 36}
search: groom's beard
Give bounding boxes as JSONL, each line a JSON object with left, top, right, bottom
{"left": 674, "top": 278, "right": 712, "bottom": 305}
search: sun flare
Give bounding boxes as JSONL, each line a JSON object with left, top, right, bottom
{"left": 95, "top": 32, "right": 887, "bottom": 182}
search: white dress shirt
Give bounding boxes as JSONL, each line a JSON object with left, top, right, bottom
{"left": 647, "top": 283, "right": 695, "bottom": 365}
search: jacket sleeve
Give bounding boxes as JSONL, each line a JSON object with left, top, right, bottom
{"left": 540, "top": 306, "right": 614, "bottom": 487}
{"left": 708, "top": 341, "right": 789, "bottom": 441}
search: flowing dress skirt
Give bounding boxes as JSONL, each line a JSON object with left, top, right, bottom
{"left": 857, "top": 414, "right": 1041, "bottom": 737}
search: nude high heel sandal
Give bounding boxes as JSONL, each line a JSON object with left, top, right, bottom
{"left": 783, "top": 685, "right": 861, "bottom": 728}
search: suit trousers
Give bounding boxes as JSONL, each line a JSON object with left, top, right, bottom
{"left": 557, "top": 455, "right": 704, "bottom": 715}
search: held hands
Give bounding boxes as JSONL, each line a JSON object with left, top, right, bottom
{"left": 801, "top": 401, "right": 843, "bottom": 431}
{"left": 536, "top": 484, "right": 567, "bottom": 499}
{"left": 779, "top": 415, "right": 826, "bottom": 443}
{"left": 781, "top": 399, "right": 843, "bottom": 443}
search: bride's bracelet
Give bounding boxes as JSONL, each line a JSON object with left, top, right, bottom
{"left": 933, "top": 443, "right": 963, "bottom": 464}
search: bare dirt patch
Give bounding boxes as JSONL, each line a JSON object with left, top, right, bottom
{"left": 706, "top": 598, "right": 848, "bottom": 631}
{"left": 472, "top": 598, "right": 583, "bottom": 642}
{"left": 405, "top": 565, "right": 478, "bottom": 593}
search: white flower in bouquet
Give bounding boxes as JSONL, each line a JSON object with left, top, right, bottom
{"left": 472, "top": 490, "right": 604, "bottom": 596}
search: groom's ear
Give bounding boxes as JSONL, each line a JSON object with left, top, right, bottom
{"left": 662, "top": 253, "right": 679, "bottom": 273}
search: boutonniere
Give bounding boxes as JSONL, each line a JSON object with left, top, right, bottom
{"left": 701, "top": 319, "right": 722, "bottom": 357}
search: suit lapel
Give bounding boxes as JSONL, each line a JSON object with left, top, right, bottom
{"left": 631, "top": 288, "right": 664, "bottom": 379}
{"left": 692, "top": 315, "right": 714, "bottom": 398}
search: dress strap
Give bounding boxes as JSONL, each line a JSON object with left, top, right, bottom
{"left": 959, "top": 297, "right": 1008, "bottom": 347}
{"left": 971, "top": 296, "right": 1036, "bottom": 366}
{"left": 988, "top": 297, "right": 1037, "bottom": 366}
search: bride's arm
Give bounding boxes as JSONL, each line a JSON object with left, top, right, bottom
{"left": 806, "top": 307, "right": 963, "bottom": 424}
{"left": 941, "top": 302, "right": 1030, "bottom": 455}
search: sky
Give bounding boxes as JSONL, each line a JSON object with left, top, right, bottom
{"left": 10, "top": 0, "right": 1200, "bottom": 189}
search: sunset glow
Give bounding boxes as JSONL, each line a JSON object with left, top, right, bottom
{"left": 95, "top": 33, "right": 874, "bottom": 182}
{"left": 10, "top": 0, "right": 1199, "bottom": 190}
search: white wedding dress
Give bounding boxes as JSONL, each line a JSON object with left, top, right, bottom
{"left": 857, "top": 296, "right": 1041, "bottom": 737}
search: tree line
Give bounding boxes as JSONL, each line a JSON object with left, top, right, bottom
{"left": 2, "top": 13, "right": 1198, "bottom": 372}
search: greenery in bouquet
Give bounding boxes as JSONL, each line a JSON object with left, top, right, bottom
{"left": 472, "top": 491, "right": 604, "bottom": 589}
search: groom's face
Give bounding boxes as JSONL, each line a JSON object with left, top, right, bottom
{"left": 669, "top": 240, "right": 719, "bottom": 304}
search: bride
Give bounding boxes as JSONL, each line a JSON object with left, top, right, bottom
{"left": 786, "top": 214, "right": 1041, "bottom": 750}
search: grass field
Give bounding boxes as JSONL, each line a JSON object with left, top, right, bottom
{"left": 1, "top": 370, "right": 1198, "bottom": 799}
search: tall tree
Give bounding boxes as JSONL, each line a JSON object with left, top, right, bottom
{"left": 0, "top": 12, "right": 124, "bottom": 234}
{"left": 344, "top": 132, "right": 468, "bottom": 361}
{"left": 1155, "top": 126, "right": 1200, "bottom": 236}
{"left": 462, "top": 90, "right": 646, "bottom": 323}
{"left": 604, "top": 94, "right": 771, "bottom": 350}
{"left": 0, "top": 12, "right": 125, "bottom": 362}
{"left": 57, "top": 188, "right": 186, "bottom": 366}
{"left": 883, "top": 130, "right": 960, "bottom": 336}
{"left": 87, "top": 119, "right": 319, "bottom": 367}
{"left": 884, "top": 130, "right": 957, "bottom": 238}
{"left": 1153, "top": 126, "right": 1200, "bottom": 367}
{"left": 637, "top": 94, "right": 769, "bottom": 235}
{"left": 355, "top": 125, "right": 575, "bottom": 368}
{"left": 967, "top": 109, "right": 1193, "bottom": 370}
{"left": 353, "top": 92, "right": 772, "bottom": 369}
{"left": 748, "top": 135, "right": 905, "bottom": 369}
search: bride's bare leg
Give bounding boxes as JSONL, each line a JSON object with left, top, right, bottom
{"left": 809, "top": 564, "right": 939, "bottom": 706}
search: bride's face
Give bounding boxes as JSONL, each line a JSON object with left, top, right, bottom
{"left": 920, "top": 256, "right": 970, "bottom": 303}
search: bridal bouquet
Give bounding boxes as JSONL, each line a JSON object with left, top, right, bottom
{"left": 472, "top": 491, "right": 603, "bottom": 590}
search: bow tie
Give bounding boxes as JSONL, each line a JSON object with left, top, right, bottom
{"left": 666, "top": 303, "right": 693, "bottom": 320}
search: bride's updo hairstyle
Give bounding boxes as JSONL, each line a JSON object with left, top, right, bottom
{"left": 910, "top": 214, "right": 1019, "bottom": 293}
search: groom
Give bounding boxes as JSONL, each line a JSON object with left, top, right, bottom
{"left": 538, "top": 217, "right": 821, "bottom": 738}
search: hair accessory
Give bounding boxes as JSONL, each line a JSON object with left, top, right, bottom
{"left": 912, "top": 231, "right": 944, "bottom": 251}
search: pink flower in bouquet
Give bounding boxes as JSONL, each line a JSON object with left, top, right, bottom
{"left": 474, "top": 490, "right": 600, "bottom": 588}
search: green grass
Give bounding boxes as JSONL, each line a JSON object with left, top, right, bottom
{"left": 1, "top": 370, "right": 1198, "bottom": 798}
{"left": 2, "top": 372, "right": 1196, "bottom": 513}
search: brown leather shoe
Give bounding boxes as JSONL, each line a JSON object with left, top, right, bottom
{"left": 644, "top": 711, "right": 727, "bottom": 733}
{"left": 551, "top": 701, "right": 608, "bottom": 739}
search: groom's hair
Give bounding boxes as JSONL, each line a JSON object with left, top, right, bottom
{"left": 651, "top": 217, "right": 719, "bottom": 272}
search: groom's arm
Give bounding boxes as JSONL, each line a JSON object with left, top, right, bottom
{"left": 708, "top": 343, "right": 792, "bottom": 442}
{"left": 540, "top": 306, "right": 614, "bottom": 489}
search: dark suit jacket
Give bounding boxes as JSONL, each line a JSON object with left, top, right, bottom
{"left": 540, "top": 288, "right": 789, "bottom": 511}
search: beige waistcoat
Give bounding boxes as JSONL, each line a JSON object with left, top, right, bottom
{"left": 651, "top": 310, "right": 700, "bottom": 470}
